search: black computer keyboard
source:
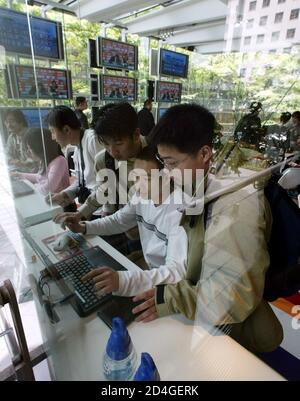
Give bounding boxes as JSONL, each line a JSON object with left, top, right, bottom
{"left": 11, "top": 180, "right": 34, "bottom": 197}
{"left": 46, "top": 246, "right": 127, "bottom": 317}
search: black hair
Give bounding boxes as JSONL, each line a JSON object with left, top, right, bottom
{"left": 4, "top": 109, "right": 28, "bottom": 128}
{"left": 75, "top": 96, "right": 87, "bottom": 107}
{"left": 144, "top": 99, "right": 152, "bottom": 108}
{"left": 90, "top": 103, "right": 116, "bottom": 130}
{"left": 292, "top": 111, "right": 300, "bottom": 121}
{"left": 149, "top": 103, "right": 215, "bottom": 154}
{"left": 250, "top": 101, "right": 262, "bottom": 111}
{"left": 46, "top": 106, "right": 81, "bottom": 130}
{"left": 135, "top": 146, "right": 163, "bottom": 170}
{"left": 24, "top": 128, "right": 63, "bottom": 174}
{"left": 95, "top": 102, "right": 138, "bottom": 142}
{"left": 280, "top": 112, "right": 291, "bottom": 124}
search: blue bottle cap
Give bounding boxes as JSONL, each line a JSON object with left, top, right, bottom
{"left": 106, "top": 317, "right": 132, "bottom": 360}
{"left": 134, "top": 352, "right": 160, "bottom": 381}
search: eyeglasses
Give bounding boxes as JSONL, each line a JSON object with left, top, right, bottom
{"left": 156, "top": 153, "right": 189, "bottom": 169}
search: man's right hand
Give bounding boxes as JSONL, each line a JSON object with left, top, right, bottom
{"left": 53, "top": 211, "right": 82, "bottom": 231}
{"left": 45, "top": 192, "right": 73, "bottom": 207}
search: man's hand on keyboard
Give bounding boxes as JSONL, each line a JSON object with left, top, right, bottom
{"left": 46, "top": 191, "right": 73, "bottom": 207}
{"left": 81, "top": 267, "right": 119, "bottom": 295}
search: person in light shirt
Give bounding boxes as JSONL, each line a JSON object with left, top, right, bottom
{"left": 11, "top": 128, "right": 69, "bottom": 196}
{"left": 64, "top": 146, "right": 189, "bottom": 297}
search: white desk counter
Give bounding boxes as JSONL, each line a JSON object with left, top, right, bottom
{"left": 21, "top": 220, "right": 284, "bottom": 381}
{"left": 13, "top": 180, "right": 62, "bottom": 228}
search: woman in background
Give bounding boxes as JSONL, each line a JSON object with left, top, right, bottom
{"left": 12, "top": 128, "right": 70, "bottom": 196}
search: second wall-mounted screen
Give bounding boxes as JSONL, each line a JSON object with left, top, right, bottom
{"left": 160, "top": 49, "right": 189, "bottom": 79}
{"left": 100, "top": 75, "right": 137, "bottom": 102}
{"left": 7, "top": 65, "right": 72, "bottom": 99}
{"left": 156, "top": 81, "right": 182, "bottom": 103}
{"left": 98, "top": 37, "right": 138, "bottom": 71}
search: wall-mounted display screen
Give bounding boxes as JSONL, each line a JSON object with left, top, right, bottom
{"left": 101, "top": 75, "right": 137, "bottom": 102}
{"left": 98, "top": 37, "right": 138, "bottom": 71}
{"left": 0, "top": 7, "right": 64, "bottom": 59}
{"left": 159, "top": 49, "right": 189, "bottom": 79}
{"left": 6, "top": 65, "right": 72, "bottom": 99}
{"left": 156, "top": 81, "right": 181, "bottom": 103}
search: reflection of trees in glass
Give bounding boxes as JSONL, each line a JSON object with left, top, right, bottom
{"left": 1, "top": 0, "right": 300, "bottom": 129}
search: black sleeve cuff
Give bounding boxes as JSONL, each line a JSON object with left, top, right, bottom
{"left": 156, "top": 284, "right": 166, "bottom": 305}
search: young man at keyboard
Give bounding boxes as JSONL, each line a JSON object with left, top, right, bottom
{"left": 64, "top": 146, "right": 190, "bottom": 297}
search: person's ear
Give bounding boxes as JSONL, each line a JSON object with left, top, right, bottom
{"left": 62, "top": 125, "right": 71, "bottom": 137}
{"left": 197, "top": 146, "right": 212, "bottom": 164}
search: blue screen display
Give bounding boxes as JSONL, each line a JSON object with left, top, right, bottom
{"left": 21, "top": 108, "right": 50, "bottom": 128}
{"left": 160, "top": 49, "right": 188, "bottom": 78}
{"left": 0, "top": 8, "right": 61, "bottom": 59}
{"left": 158, "top": 108, "right": 168, "bottom": 120}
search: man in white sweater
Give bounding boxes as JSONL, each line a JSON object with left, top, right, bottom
{"left": 64, "top": 146, "right": 189, "bottom": 297}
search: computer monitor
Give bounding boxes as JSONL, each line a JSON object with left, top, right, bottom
{"left": 156, "top": 81, "right": 181, "bottom": 103}
{"left": 21, "top": 108, "right": 51, "bottom": 128}
{"left": 97, "top": 37, "right": 138, "bottom": 71}
{"left": 0, "top": 7, "right": 64, "bottom": 59}
{"left": 100, "top": 75, "right": 137, "bottom": 102}
{"left": 157, "top": 108, "right": 168, "bottom": 120}
{"left": 6, "top": 64, "right": 72, "bottom": 100}
{"left": 159, "top": 48, "right": 189, "bottom": 79}
{"left": 0, "top": 107, "right": 51, "bottom": 143}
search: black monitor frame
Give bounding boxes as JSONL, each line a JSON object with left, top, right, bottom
{"left": 6, "top": 64, "right": 73, "bottom": 100}
{"left": 100, "top": 74, "right": 138, "bottom": 102}
{"left": 88, "top": 38, "right": 98, "bottom": 68}
{"left": 0, "top": 7, "right": 64, "bottom": 60}
{"left": 97, "top": 37, "right": 138, "bottom": 71}
{"left": 159, "top": 48, "right": 189, "bottom": 79}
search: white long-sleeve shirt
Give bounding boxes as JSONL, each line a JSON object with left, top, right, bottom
{"left": 85, "top": 189, "right": 189, "bottom": 296}
{"left": 64, "top": 129, "right": 103, "bottom": 199}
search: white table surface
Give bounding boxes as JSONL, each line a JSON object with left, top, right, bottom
{"left": 19, "top": 220, "right": 285, "bottom": 381}
{"left": 13, "top": 180, "right": 62, "bottom": 228}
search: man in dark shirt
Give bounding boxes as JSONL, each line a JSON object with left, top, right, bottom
{"left": 74, "top": 96, "right": 89, "bottom": 130}
{"left": 137, "top": 99, "right": 155, "bottom": 137}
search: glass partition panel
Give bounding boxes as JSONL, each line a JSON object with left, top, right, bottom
{"left": 0, "top": 0, "right": 298, "bottom": 381}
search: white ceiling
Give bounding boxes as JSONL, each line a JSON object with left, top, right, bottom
{"left": 57, "top": 0, "right": 240, "bottom": 53}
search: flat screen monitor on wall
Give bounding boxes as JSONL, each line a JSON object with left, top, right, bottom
{"left": 7, "top": 64, "right": 72, "bottom": 99}
{"left": 159, "top": 49, "right": 189, "bottom": 79}
{"left": 100, "top": 75, "right": 137, "bottom": 102}
{"left": 156, "top": 81, "right": 181, "bottom": 103}
{"left": 97, "top": 37, "right": 138, "bottom": 71}
{"left": 0, "top": 7, "right": 64, "bottom": 59}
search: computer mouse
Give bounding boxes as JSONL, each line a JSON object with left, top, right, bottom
{"left": 53, "top": 234, "right": 72, "bottom": 252}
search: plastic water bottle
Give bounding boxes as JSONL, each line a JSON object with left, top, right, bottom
{"left": 103, "top": 317, "right": 137, "bottom": 381}
{"left": 134, "top": 352, "right": 160, "bottom": 381}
